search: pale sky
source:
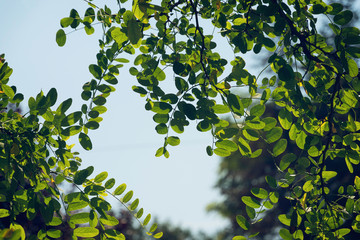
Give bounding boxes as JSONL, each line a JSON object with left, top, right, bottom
{"left": 0, "top": 0, "right": 228, "bottom": 234}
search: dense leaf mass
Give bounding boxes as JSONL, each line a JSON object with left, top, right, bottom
{"left": 1, "top": 0, "right": 360, "bottom": 239}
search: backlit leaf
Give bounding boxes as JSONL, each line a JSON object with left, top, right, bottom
{"left": 79, "top": 132, "right": 92, "bottom": 150}
{"left": 74, "top": 227, "right": 99, "bottom": 237}
{"left": 167, "top": 136, "right": 180, "bottom": 146}
{"left": 266, "top": 127, "right": 283, "bottom": 143}
{"left": 70, "top": 212, "right": 90, "bottom": 225}
{"left": 242, "top": 196, "right": 261, "bottom": 208}
{"left": 251, "top": 188, "right": 268, "bottom": 199}
{"left": 56, "top": 29, "right": 66, "bottom": 47}
{"left": 122, "top": 190, "right": 133, "bottom": 203}
{"left": 114, "top": 184, "right": 127, "bottom": 195}
{"left": 273, "top": 139, "right": 287, "bottom": 157}
{"left": 94, "top": 171, "right": 108, "bottom": 183}
{"left": 215, "top": 140, "right": 238, "bottom": 152}
{"left": 236, "top": 215, "right": 250, "bottom": 230}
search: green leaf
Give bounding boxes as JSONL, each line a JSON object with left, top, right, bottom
{"left": 246, "top": 206, "right": 256, "bottom": 219}
{"left": 155, "top": 123, "right": 168, "bottom": 134}
{"left": 153, "top": 114, "right": 169, "bottom": 124}
{"left": 85, "top": 121, "right": 100, "bottom": 130}
{"left": 278, "top": 64, "right": 295, "bottom": 87}
{"left": 48, "top": 217, "right": 62, "bottom": 226}
{"left": 334, "top": 228, "right": 351, "bottom": 237}
{"left": 355, "top": 176, "right": 360, "bottom": 190}
{"left": 89, "top": 210, "right": 98, "bottom": 228}
{"left": 46, "top": 88, "right": 58, "bottom": 106}
{"left": 70, "top": 212, "right": 90, "bottom": 225}
{"left": 206, "top": 146, "right": 213, "bottom": 156}
{"left": 114, "top": 183, "right": 127, "bottom": 195}
{"left": 136, "top": 208, "right": 144, "bottom": 218}
{"left": 273, "top": 139, "right": 287, "bottom": 157}
{"left": 74, "top": 227, "right": 99, "bottom": 237}
{"left": 243, "top": 128, "right": 260, "bottom": 141}
{"left": 266, "top": 176, "right": 277, "bottom": 188}
{"left": 241, "top": 196, "right": 261, "bottom": 208}
{"left": 266, "top": 127, "right": 283, "bottom": 143}
{"left": 250, "top": 104, "right": 265, "bottom": 117}
{"left": 47, "top": 229, "right": 62, "bottom": 238}
{"left": 130, "top": 198, "right": 139, "bottom": 210}
{"left": 236, "top": 215, "right": 250, "bottom": 230}
{"left": 246, "top": 118, "right": 266, "bottom": 130}
{"left": 57, "top": 98, "right": 73, "bottom": 114}
{"left": 295, "top": 131, "right": 307, "bottom": 149}
{"left": 112, "top": 28, "right": 128, "bottom": 46}
{"left": 94, "top": 171, "right": 108, "bottom": 183}
{"left": 79, "top": 132, "right": 92, "bottom": 150}
{"left": 151, "top": 102, "right": 172, "bottom": 114}
{"left": 89, "top": 64, "right": 102, "bottom": 79}
{"left": 60, "top": 17, "right": 74, "bottom": 27}
{"left": 334, "top": 10, "right": 353, "bottom": 25}
{"left": 233, "top": 34, "right": 247, "bottom": 53}
{"left": 105, "top": 178, "right": 116, "bottom": 189}
{"left": 143, "top": 214, "right": 151, "bottom": 226}
{"left": 74, "top": 167, "right": 93, "bottom": 185}
{"left": 61, "top": 126, "right": 82, "bottom": 137}
{"left": 67, "top": 201, "right": 88, "bottom": 212}
{"left": 251, "top": 188, "right": 268, "bottom": 199}
{"left": 173, "top": 62, "right": 186, "bottom": 75}
{"left": 56, "top": 29, "right": 66, "bottom": 47}
{"left": 322, "top": 171, "right": 337, "bottom": 181}
{"left": 133, "top": 85, "right": 148, "bottom": 95}
{"left": 278, "top": 108, "right": 292, "bottom": 130}
{"left": 92, "top": 105, "right": 107, "bottom": 114}
{"left": 227, "top": 93, "right": 244, "bottom": 116}
{"left": 303, "top": 180, "right": 313, "bottom": 192}
{"left": 100, "top": 215, "right": 119, "bottom": 226}
{"left": 310, "top": 3, "right": 327, "bottom": 14}
{"left": 278, "top": 214, "right": 291, "bottom": 226}
{"left": 279, "top": 228, "right": 293, "bottom": 240}
{"left": 263, "top": 117, "right": 277, "bottom": 131}
{"left": 155, "top": 147, "right": 165, "bottom": 157}
{"left": 0, "top": 209, "right": 10, "bottom": 218}
{"left": 61, "top": 111, "right": 82, "bottom": 126}
{"left": 279, "top": 153, "right": 296, "bottom": 171}
{"left": 213, "top": 104, "right": 230, "bottom": 114}
{"left": 2, "top": 85, "right": 14, "bottom": 99}
{"left": 154, "top": 232, "right": 163, "bottom": 239}
{"left": 232, "top": 236, "right": 247, "bottom": 240}
{"left": 167, "top": 136, "right": 180, "bottom": 146}
{"left": 181, "top": 103, "right": 197, "bottom": 120}
{"left": 329, "top": 3, "right": 343, "bottom": 15}
{"left": 238, "top": 137, "right": 252, "bottom": 155}
{"left": 215, "top": 140, "right": 238, "bottom": 152}
{"left": 214, "top": 148, "right": 231, "bottom": 157}
{"left": 150, "top": 223, "right": 158, "bottom": 232}
{"left": 348, "top": 58, "right": 359, "bottom": 77}
{"left": 93, "top": 95, "right": 106, "bottom": 105}
{"left": 127, "top": 18, "right": 142, "bottom": 46}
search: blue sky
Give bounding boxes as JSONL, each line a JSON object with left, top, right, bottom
{"left": 0, "top": 0, "right": 228, "bottom": 234}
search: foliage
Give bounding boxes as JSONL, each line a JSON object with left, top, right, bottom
{"left": 1, "top": 0, "right": 360, "bottom": 239}
{"left": 0, "top": 36, "right": 162, "bottom": 240}
{"left": 57, "top": 0, "right": 360, "bottom": 238}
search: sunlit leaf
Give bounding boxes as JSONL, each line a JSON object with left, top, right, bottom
{"left": 74, "top": 227, "right": 99, "bottom": 237}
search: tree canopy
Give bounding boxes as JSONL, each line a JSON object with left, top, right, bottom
{"left": 1, "top": 0, "right": 360, "bottom": 239}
